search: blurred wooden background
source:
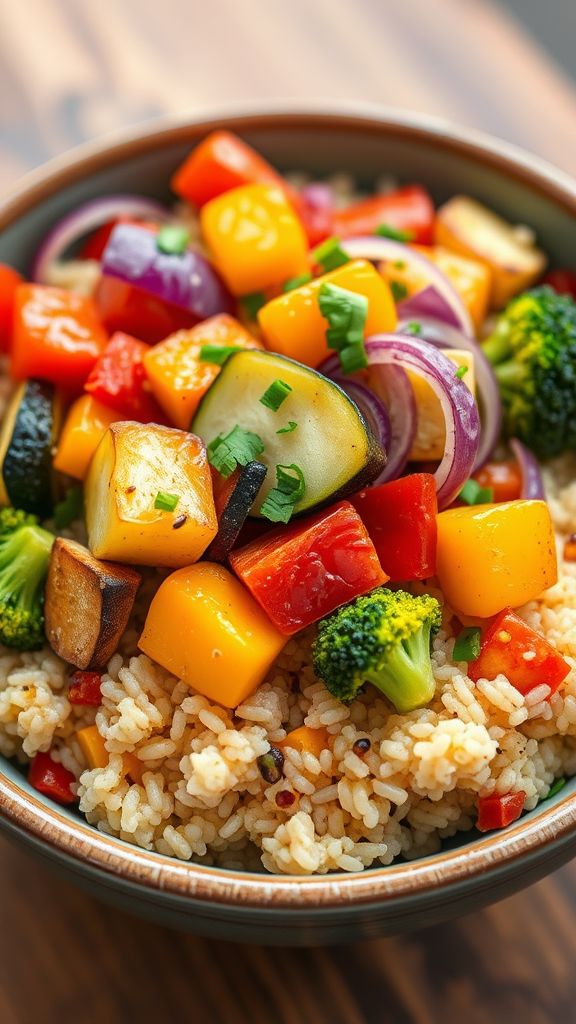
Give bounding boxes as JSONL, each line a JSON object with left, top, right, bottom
{"left": 1, "top": 1, "right": 576, "bottom": 1021}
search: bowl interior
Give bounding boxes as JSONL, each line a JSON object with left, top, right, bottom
{"left": 1, "top": 110, "right": 576, "bottom": 885}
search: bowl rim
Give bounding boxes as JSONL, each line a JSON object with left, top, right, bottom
{"left": 1, "top": 100, "right": 576, "bottom": 910}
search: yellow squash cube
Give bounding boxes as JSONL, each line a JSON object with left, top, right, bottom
{"left": 407, "top": 349, "right": 476, "bottom": 461}
{"left": 200, "top": 183, "right": 308, "bottom": 296}
{"left": 139, "top": 563, "right": 286, "bottom": 708}
{"left": 258, "top": 259, "right": 396, "bottom": 368}
{"left": 53, "top": 394, "right": 119, "bottom": 480}
{"left": 85, "top": 422, "right": 217, "bottom": 567}
{"left": 436, "top": 500, "right": 557, "bottom": 618}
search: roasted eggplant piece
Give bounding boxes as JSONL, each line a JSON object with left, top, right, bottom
{"left": 44, "top": 537, "right": 141, "bottom": 669}
{"left": 0, "top": 379, "right": 62, "bottom": 518}
{"left": 206, "top": 461, "right": 267, "bottom": 562}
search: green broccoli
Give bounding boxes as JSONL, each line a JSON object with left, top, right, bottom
{"left": 482, "top": 286, "right": 576, "bottom": 457}
{"left": 0, "top": 507, "right": 54, "bottom": 650}
{"left": 312, "top": 588, "right": 441, "bottom": 713}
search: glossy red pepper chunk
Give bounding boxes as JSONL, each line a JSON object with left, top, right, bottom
{"left": 333, "top": 186, "right": 435, "bottom": 245}
{"left": 28, "top": 751, "right": 77, "bottom": 805}
{"left": 472, "top": 459, "right": 522, "bottom": 503}
{"left": 542, "top": 269, "right": 576, "bottom": 301}
{"left": 350, "top": 474, "right": 437, "bottom": 582}
{"left": 477, "top": 792, "right": 525, "bottom": 832}
{"left": 95, "top": 276, "right": 196, "bottom": 344}
{"left": 68, "top": 671, "right": 102, "bottom": 706}
{"left": 0, "top": 263, "right": 23, "bottom": 352}
{"left": 468, "top": 608, "right": 570, "bottom": 696}
{"left": 229, "top": 500, "right": 388, "bottom": 635}
{"left": 171, "top": 130, "right": 287, "bottom": 208}
{"left": 85, "top": 331, "right": 165, "bottom": 422}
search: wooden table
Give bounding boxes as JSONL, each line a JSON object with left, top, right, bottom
{"left": 1, "top": 1, "right": 576, "bottom": 1020}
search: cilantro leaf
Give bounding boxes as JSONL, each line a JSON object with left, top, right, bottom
{"left": 260, "top": 463, "right": 306, "bottom": 523}
{"left": 318, "top": 282, "right": 368, "bottom": 373}
{"left": 208, "top": 425, "right": 265, "bottom": 478}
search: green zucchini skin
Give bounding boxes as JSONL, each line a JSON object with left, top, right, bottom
{"left": 2, "top": 379, "right": 60, "bottom": 518}
{"left": 192, "top": 350, "right": 386, "bottom": 518}
{"left": 206, "top": 461, "right": 268, "bottom": 562}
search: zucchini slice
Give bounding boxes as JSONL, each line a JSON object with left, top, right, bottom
{"left": 206, "top": 461, "right": 268, "bottom": 562}
{"left": 0, "top": 379, "right": 62, "bottom": 518}
{"left": 192, "top": 350, "right": 385, "bottom": 517}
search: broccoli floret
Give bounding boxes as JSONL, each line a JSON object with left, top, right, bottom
{"left": 312, "top": 588, "right": 441, "bottom": 713}
{"left": 482, "top": 286, "right": 576, "bottom": 457}
{"left": 0, "top": 507, "right": 54, "bottom": 651}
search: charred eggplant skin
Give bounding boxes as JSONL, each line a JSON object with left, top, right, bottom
{"left": 0, "top": 379, "right": 61, "bottom": 518}
{"left": 207, "top": 461, "right": 267, "bottom": 562}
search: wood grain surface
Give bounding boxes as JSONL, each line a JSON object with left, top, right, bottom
{"left": 1, "top": 1, "right": 576, "bottom": 1021}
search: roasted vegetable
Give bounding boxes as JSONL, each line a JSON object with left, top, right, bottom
{"left": 53, "top": 394, "right": 119, "bottom": 481}
{"left": 467, "top": 608, "right": 570, "bottom": 696}
{"left": 44, "top": 537, "right": 141, "bottom": 669}
{"left": 206, "top": 461, "right": 267, "bottom": 562}
{"left": 0, "top": 379, "right": 62, "bottom": 517}
{"left": 350, "top": 473, "right": 437, "bottom": 582}
{"left": 75, "top": 724, "right": 143, "bottom": 782}
{"left": 0, "top": 507, "right": 53, "bottom": 650}
{"left": 280, "top": 725, "right": 329, "bottom": 759}
{"left": 313, "top": 587, "right": 441, "bottom": 713}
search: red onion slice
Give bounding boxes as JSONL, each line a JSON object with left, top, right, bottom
{"left": 341, "top": 236, "right": 474, "bottom": 337}
{"left": 32, "top": 194, "right": 172, "bottom": 283}
{"left": 365, "top": 335, "right": 480, "bottom": 508}
{"left": 398, "top": 316, "right": 501, "bottom": 472}
{"left": 510, "top": 438, "right": 545, "bottom": 500}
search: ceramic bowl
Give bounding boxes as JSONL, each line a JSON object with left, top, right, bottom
{"left": 1, "top": 104, "right": 576, "bottom": 945}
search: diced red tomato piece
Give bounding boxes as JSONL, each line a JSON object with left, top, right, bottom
{"left": 171, "top": 130, "right": 287, "bottom": 208}
{"left": 0, "top": 263, "right": 23, "bottom": 352}
{"left": 29, "top": 751, "right": 77, "bottom": 805}
{"left": 68, "top": 671, "right": 102, "bottom": 706}
{"left": 12, "top": 284, "right": 107, "bottom": 390}
{"left": 542, "top": 269, "right": 576, "bottom": 301}
{"left": 477, "top": 792, "right": 525, "bottom": 832}
{"left": 295, "top": 194, "right": 335, "bottom": 247}
{"left": 468, "top": 608, "right": 570, "bottom": 696}
{"left": 95, "top": 276, "right": 196, "bottom": 344}
{"left": 229, "top": 501, "right": 387, "bottom": 635}
{"left": 333, "top": 186, "right": 435, "bottom": 245}
{"left": 85, "top": 331, "right": 165, "bottom": 422}
{"left": 473, "top": 460, "right": 522, "bottom": 503}
{"left": 350, "top": 474, "right": 437, "bottom": 581}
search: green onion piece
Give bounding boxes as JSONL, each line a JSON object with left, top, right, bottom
{"left": 199, "top": 344, "right": 242, "bottom": 366}
{"left": 154, "top": 491, "right": 180, "bottom": 512}
{"left": 53, "top": 486, "right": 83, "bottom": 529}
{"left": 260, "top": 464, "right": 306, "bottom": 523}
{"left": 259, "top": 379, "right": 292, "bottom": 411}
{"left": 453, "top": 627, "right": 481, "bottom": 663}
{"left": 393, "top": 259, "right": 407, "bottom": 270}
{"left": 240, "top": 292, "right": 266, "bottom": 320}
{"left": 283, "top": 272, "right": 313, "bottom": 293}
{"left": 374, "top": 224, "right": 415, "bottom": 242}
{"left": 459, "top": 479, "right": 494, "bottom": 505}
{"left": 455, "top": 365, "right": 469, "bottom": 380}
{"left": 318, "top": 282, "right": 368, "bottom": 373}
{"left": 311, "top": 237, "right": 350, "bottom": 273}
{"left": 404, "top": 321, "right": 422, "bottom": 336}
{"left": 276, "top": 421, "right": 298, "bottom": 435}
{"left": 208, "top": 425, "right": 265, "bottom": 478}
{"left": 156, "top": 225, "right": 190, "bottom": 255}
{"left": 546, "top": 778, "right": 567, "bottom": 799}
{"left": 390, "top": 280, "right": 408, "bottom": 302}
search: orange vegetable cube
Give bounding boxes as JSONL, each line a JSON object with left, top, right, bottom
{"left": 53, "top": 394, "right": 119, "bottom": 480}
{"left": 200, "top": 184, "right": 308, "bottom": 296}
{"left": 258, "top": 259, "right": 396, "bottom": 368}
{"left": 143, "top": 314, "right": 262, "bottom": 430}
{"left": 139, "top": 563, "right": 286, "bottom": 708}
{"left": 76, "top": 725, "right": 143, "bottom": 782}
{"left": 280, "top": 726, "right": 329, "bottom": 760}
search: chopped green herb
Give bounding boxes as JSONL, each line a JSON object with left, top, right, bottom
{"left": 208, "top": 425, "right": 265, "bottom": 478}
{"left": 311, "top": 236, "right": 350, "bottom": 273}
{"left": 156, "top": 224, "right": 190, "bottom": 255}
{"left": 260, "top": 464, "right": 306, "bottom": 523}
{"left": 276, "top": 421, "right": 298, "bottom": 435}
{"left": 390, "top": 280, "right": 408, "bottom": 302}
{"left": 453, "top": 627, "right": 481, "bottom": 662}
{"left": 283, "top": 272, "right": 313, "bottom": 293}
{"left": 374, "top": 224, "right": 415, "bottom": 242}
{"left": 53, "top": 486, "right": 83, "bottom": 529}
{"left": 154, "top": 491, "right": 180, "bottom": 512}
{"left": 259, "top": 379, "right": 292, "bottom": 411}
{"left": 459, "top": 479, "right": 494, "bottom": 505}
{"left": 393, "top": 259, "right": 407, "bottom": 270}
{"left": 318, "top": 282, "right": 368, "bottom": 374}
{"left": 199, "top": 344, "right": 242, "bottom": 366}
{"left": 455, "top": 364, "right": 469, "bottom": 380}
{"left": 404, "top": 321, "right": 422, "bottom": 336}
{"left": 240, "top": 292, "right": 266, "bottom": 320}
{"left": 546, "top": 777, "right": 567, "bottom": 799}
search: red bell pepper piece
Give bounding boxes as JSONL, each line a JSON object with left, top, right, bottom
{"left": 68, "top": 671, "right": 102, "bottom": 706}
{"left": 333, "top": 186, "right": 435, "bottom": 245}
{"left": 171, "top": 131, "right": 287, "bottom": 208}
{"left": 350, "top": 474, "right": 437, "bottom": 582}
{"left": 80, "top": 217, "right": 160, "bottom": 262}
{"left": 85, "top": 331, "right": 165, "bottom": 422}
{"left": 229, "top": 500, "right": 388, "bottom": 635}
{"left": 295, "top": 194, "right": 335, "bottom": 248}
{"left": 94, "top": 276, "right": 195, "bottom": 344}
{"left": 542, "top": 269, "right": 576, "bottom": 301}
{"left": 12, "top": 284, "right": 107, "bottom": 390}
{"left": 477, "top": 792, "right": 525, "bottom": 832}
{"left": 28, "top": 751, "right": 77, "bottom": 805}
{"left": 468, "top": 608, "right": 570, "bottom": 696}
{"left": 472, "top": 459, "right": 522, "bottom": 503}
{"left": 0, "top": 263, "right": 23, "bottom": 352}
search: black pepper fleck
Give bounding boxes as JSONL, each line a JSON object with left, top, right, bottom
{"left": 173, "top": 515, "right": 187, "bottom": 530}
